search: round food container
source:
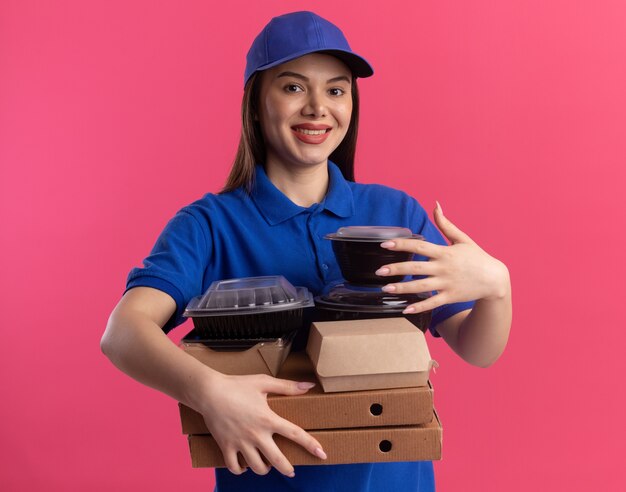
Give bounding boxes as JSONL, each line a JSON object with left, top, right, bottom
{"left": 325, "top": 226, "right": 424, "bottom": 286}
{"left": 314, "top": 283, "right": 433, "bottom": 332}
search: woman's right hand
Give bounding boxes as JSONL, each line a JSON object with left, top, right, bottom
{"left": 198, "top": 372, "right": 327, "bottom": 477}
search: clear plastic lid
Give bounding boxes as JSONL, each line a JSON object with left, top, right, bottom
{"left": 315, "top": 283, "right": 431, "bottom": 313}
{"left": 184, "top": 276, "right": 314, "bottom": 317}
{"left": 325, "top": 226, "right": 421, "bottom": 242}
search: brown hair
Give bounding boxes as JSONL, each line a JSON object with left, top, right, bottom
{"left": 221, "top": 72, "right": 360, "bottom": 194}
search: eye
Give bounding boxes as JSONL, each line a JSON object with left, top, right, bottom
{"left": 284, "top": 84, "right": 304, "bottom": 93}
{"left": 328, "top": 87, "right": 346, "bottom": 96}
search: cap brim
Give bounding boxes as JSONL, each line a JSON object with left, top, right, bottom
{"left": 248, "top": 48, "right": 374, "bottom": 84}
{"left": 318, "top": 49, "right": 374, "bottom": 79}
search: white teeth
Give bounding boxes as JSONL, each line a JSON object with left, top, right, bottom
{"left": 295, "top": 128, "right": 328, "bottom": 135}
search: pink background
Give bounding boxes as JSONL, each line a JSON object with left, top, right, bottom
{"left": 1, "top": 0, "right": 625, "bottom": 490}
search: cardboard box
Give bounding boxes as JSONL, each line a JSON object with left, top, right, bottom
{"left": 179, "top": 352, "right": 434, "bottom": 433}
{"left": 180, "top": 336, "right": 292, "bottom": 377}
{"left": 188, "top": 410, "right": 442, "bottom": 468}
{"left": 306, "top": 318, "right": 438, "bottom": 392}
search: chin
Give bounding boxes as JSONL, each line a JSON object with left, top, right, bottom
{"left": 297, "top": 146, "right": 340, "bottom": 166}
{"left": 296, "top": 155, "right": 332, "bottom": 168}
{"left": 269, "top": 140, "right": 340, "bottom": 169}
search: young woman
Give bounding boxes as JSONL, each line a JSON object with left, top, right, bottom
{"left": 101, "top": 11, "right": 511, "bottom": 492}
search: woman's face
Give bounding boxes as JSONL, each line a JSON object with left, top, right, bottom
{"left": 257, "top": 53, "right": 353, "bottom": 170}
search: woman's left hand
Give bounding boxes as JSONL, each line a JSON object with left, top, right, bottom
{"left": 376, "top": 202, "right": 510, "bottom": 314}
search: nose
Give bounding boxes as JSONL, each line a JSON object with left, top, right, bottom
{"left": 302, "top": 90, "right": 327, "bottom": 118}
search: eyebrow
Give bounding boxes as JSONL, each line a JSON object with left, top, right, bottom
{"left": 276, "top": 71, "right": 352, "bottom": 84}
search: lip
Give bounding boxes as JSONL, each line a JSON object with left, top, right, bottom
{"left": 292, "top": 123, "right": 332, "bottom": 130}
{"left": 291, "top": 123, "right": 333, "bottom": 144}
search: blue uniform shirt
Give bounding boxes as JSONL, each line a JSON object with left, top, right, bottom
{"left": 126, "top": 161, "right": 474, "bottom": 491}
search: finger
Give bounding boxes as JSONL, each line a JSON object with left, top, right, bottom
{"left": 433, "top": 201, "right": 473, "bottom": 245}
{"left": 257, "top": 439, "right": 296, "bottom": 477}
{"left": 223, "top": 448, "right": 247, "bottom": 475}
{"left": 274, "top": 416, "right": 327, "bottom": 461}
{"left": 236, "top": 453, "right": 248, "bottom": 474}
{"left": 380, "top": 237, "right": 443, "bottom": 259}
{"left": 381, "top": 277, "right": 442, "bottom": 295}
{"left": 375, "top": 260, "right": 438, "bottom": 278}
{"left": 240, "top": 444, "right": 271, "bottom": 476}
{"left": 402, "top": 293, "right": 448, "bottom": 314}
{"left": 258, "top": 375, "right": 316, "bottom": 396}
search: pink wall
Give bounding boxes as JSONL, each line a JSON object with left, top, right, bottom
{"left": 1, "top": 0, "right": 625, "bottom": 490}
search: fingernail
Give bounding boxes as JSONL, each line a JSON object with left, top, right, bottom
{"left": 380, "top": 241, "right": 396, "bottom": 248}
{"left": 297, "top": 382, "right": 316, "bottom": 390}
{"left": 436, "top": 201, "right": 443, "bottom": 214}
{"left": 315, "top": 447, "right": 328, "bottom": 460}
{"left": 288, "top": 472, "right": 295, "bottom": 478}
{"left": 375, "top": 267, "right": 390, "bottom": 276}
{"left": 381, "top": 285, "right": 396, "bottom": 293}
{"left": 403, "top": 306, "right": 416, "bottom": 314}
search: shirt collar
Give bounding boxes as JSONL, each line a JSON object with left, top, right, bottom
{"left": 251, "top": 161, "right": 355, "bottom": 226}
{"left": 323, "top": 160, "right": 355, "bottom": 218}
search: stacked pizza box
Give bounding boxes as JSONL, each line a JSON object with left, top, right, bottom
{"left": 178, "top": 317, "right": 442, "bottom": 468}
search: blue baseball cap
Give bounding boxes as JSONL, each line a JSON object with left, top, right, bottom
{"left": 244, "top": 11, "right": 374, "bottom": 86}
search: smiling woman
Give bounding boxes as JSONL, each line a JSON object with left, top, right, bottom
{"left": 260, "top": 58, "right": 352, "bottom": 152}
{"left": 101, "top": 10, "right": 511, "bottom": 492}
{"left": 256, "top": 54, "right": 354, "bottom": 206}
{"left": 223, "top": 62, "right": 361, "bottom": 194}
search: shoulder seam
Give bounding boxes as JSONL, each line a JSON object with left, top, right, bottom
{"left": 179, "top": 209, "right": 210, "bottom": 258}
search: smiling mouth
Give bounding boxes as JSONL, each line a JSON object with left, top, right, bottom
{"left": 292, "top": 127, "right": 331, "bottom": 135}
{"left": 290, "top": 125, "right": 333, "bottom": 144}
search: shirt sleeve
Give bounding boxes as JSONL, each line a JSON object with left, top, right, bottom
{"left": 408, "top": 197, "right": 474, "bottom": 337}
{"left": 125, "top": 209, "right": 210, "bottom": 332}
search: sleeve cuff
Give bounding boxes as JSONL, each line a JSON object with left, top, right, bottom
{"left": 429, "top": 301, "right": 475, "bottom": 337}
{"left": 124, "top": 276, "right": 187, "bottom": 333}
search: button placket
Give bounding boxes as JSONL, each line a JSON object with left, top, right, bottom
{"left": 307, "top": 213, "right": 329, "bottom": 281}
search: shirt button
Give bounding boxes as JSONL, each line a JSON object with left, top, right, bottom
{"left": 322, "top": 264, "right": 328, "bottom": 270}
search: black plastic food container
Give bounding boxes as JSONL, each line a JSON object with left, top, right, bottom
{"left": 314, "top": 284, "right": 433, "bottom": 333}
{"left": 183, "top": 276, "right": 314, "bottom": 340}
{"left": 325, "top": 226, "right": 424, "bottom": 286}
